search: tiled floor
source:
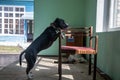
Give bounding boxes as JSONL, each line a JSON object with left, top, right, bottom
{"left": 0, "top": 57, "right": 105, "bottom": 80}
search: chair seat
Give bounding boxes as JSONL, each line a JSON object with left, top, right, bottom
{"left": 61, "top": 46, "right": 96, "bottom": 54}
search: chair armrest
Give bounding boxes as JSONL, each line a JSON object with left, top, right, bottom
{"left": 89, "top": 35, "right": 98, "bottom": 53}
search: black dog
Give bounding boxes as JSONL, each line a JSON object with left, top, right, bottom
{"left": 19, "top": 18, "right": 68, "bottom": 79}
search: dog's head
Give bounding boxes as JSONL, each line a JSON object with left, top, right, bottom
{"left": 53, "top": 18, "right": 68, "bottom": 29}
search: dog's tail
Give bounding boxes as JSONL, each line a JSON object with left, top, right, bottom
{"left": 19, "top": 50, "right": 25, "bottom": 66}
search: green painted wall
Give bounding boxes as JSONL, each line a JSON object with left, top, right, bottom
{"left": 35, "top": 0, "right": 120, "bottom": 79}
{"left": 34, "top": 0, "right": 85, "bottom": 55}
{"left": 85, "top": 0, "right": 120, "bottom": 80}
{"left": 84, "top": 0, "right": 97, "bottom": 29}
{"left": 97, "top": 32, "right": 120, "bottom": 80}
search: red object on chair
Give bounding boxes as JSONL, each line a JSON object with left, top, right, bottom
{"left": 58, "top": 26, "right": 98, "bottom": 80}
{"left": 61, "top": 46, "right": 96, "bottom": 54}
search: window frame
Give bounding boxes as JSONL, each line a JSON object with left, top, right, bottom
{"left": 96, "top": 0, "right": 120, "bottom": 32}
{"left": 0, "top": 5, "right": 25, "bottom": 35}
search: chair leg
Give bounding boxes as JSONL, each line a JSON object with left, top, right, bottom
{"left": 93, "top": 54, "right": 97, "bottom": 80}
{"left": 58, "top": 52, "right": 62, "bottom": 80}
{"left": 88, "top": 54, "right": 91, "bottom": 75}
{"left": 58, "top": 36, "right": 62, "bottom": 80}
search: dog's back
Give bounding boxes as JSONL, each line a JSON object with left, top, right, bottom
{"left": 25, "top": 26, "right": 60, "bottom": 54}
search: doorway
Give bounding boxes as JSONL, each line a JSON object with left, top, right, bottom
{"left": 27, "top": 20, "right": 34, "bottom": 42}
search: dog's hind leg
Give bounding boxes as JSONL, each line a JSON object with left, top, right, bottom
{"left": 25, "top": 54, "right": 37, "bottom": 79}
{"left": 26, "top": 59, "right": 35, "bottom": 79}
{"left": 26, "top": 62, "right": 34, "bottom": 79}
{"left": 25, "top": 63, "right": 32, "bottom": 79}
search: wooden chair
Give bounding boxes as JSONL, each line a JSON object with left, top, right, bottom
{"left": 58, "top": 26, "right": 98, "bottom": 80}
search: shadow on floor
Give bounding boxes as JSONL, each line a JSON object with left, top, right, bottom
{"left": 0, "top": 57, "right": 105, "bottom": 80}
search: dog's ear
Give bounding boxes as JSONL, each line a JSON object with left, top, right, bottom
{"left": 54, "top": 18, "right": 61, "bottom": 24}
{"left": 53, "top": 18, "right": 68, "bottom": 29}
{"left": 55, "top": 17, "right": 61, "bottom": 20}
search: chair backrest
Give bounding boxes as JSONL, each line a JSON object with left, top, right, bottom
{"left": 64, "top": 26, "right": 93, "bottom": 47}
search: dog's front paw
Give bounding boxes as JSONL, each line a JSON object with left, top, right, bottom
{"left": 27, "top": 72, "right": 34, "bottom": 80}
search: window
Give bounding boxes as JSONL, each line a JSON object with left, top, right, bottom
{"left": 4, "top": 19, "right": 8, "bottom": 23}
{"left": 0, "top": 24, "right": 2, "bottom": 33}
{"left": 0, "top": 13, "right": 2, "bottom": 17}
{"left": 0, "top": 19, "right": 1, "bottom": 23}
{"left": 9, "top": 13, "right": 13, "bottom": 17}
{"left": 9, "top": 7, "right": 13, "bottom": 11}
{"left": 15, "top": 7, "right": 19, "bottom": 12}
{"left": 4, "top": 7, "right": 8, "bottom": 11}
{"left": 20, "top": 8, "right": 24, "bottom": 12}
{"left": 4, "top": 13, "right": 8, "bottom": 17}
{"left": 0, "top": 5, "right": 25, "bottom": 35}
{"left": 96, "top": 0, "right": 120, "bottom": 32}
{"left": 15, "top": 13, "right": 19, "bottom": 17}
{"left": 0, "top": 19, "right": 2, "bottom": 33}
{"left": 0, "top": 7, "right": 2, "bottom": 11}
{"left": 114, "top": 0, "right": 120, "bottom": 27}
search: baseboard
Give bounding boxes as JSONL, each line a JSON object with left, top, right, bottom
{"left": 97, "top": 68, "right": 112, "bottom": 80}
{"left": 37, "top": 54, "right": 66, "bottom": 57}
{"left": 37, "top": 55, "right": 58, "bottom": 57}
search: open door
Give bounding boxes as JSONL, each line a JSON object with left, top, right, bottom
{"left": 27, "top": 20, "right": 34, "bottom": 42}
